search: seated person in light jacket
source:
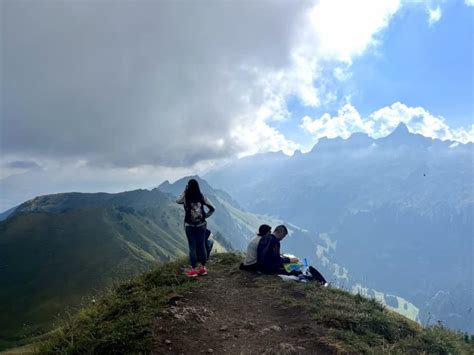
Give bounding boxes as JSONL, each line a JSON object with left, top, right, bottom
{"left": 240, "top": 224, "right": 272, "bottom": 271}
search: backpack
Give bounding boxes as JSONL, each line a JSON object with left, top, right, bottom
{"left": 184, "top": 195, "right": 206, "bottom": 225}
{"left": 205, "top": 229, "right": 214, "bottom": 259}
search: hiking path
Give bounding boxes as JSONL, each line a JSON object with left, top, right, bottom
{"left": 153, "top": 257, "right": 334, "bottom": 354}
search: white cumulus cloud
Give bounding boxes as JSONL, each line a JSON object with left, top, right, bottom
{"left": 301, "top": 104, "right": 366, "bottom": 139}
{"left": 301, "top": 102, "right": 474, "bottom": 144}
{"left": 428, "top": 6, "right": 442, "bottom": 26}
{"left": 309, "top": 0, "right": 401, "bottom": 63}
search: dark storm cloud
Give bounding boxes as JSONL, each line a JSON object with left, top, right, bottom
{"left": 2, "top": 0, "right": 312, "bottom": 167}
{"left": 6, "top": 160, "right": 41, "bottom": 169}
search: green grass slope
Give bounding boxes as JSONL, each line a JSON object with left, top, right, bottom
{"left": 37, "top": 253, "right": 473, "bottom": 354}
{"left": 38, "top": 257, "right": 196, "bottom": 354}
{"left": 0, "top": 204, "right": 190, "bottom": 350}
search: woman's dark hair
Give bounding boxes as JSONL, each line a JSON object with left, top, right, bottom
{"left": 258, "top": 224, "right": 272, "bottom": 236}
{"left": 185, "top": 179, "right": 203, "bottom": 205}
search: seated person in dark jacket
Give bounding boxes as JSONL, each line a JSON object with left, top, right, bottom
{"left": 257, "top": 224, "right": 299, "bottom": 275}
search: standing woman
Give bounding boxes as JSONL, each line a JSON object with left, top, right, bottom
{"left": 176, "top": 179, "right": 215, "bottom": 277}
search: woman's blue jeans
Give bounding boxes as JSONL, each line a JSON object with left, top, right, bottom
{"left": 185, "top": 224, "right": 207, "bottom": 268}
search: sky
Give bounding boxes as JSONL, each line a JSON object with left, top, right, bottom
{"left": 1, "top": 0, "right": 473, "bottom": 211}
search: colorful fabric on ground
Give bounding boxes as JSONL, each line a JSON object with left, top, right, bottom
{"left": 283, "top": 262, "right": 303, "bottom": 273}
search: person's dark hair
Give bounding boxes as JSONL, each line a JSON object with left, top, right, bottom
{"left": 185, "top": 179, "right": 203, "bottom": 205}
{"left": 257, "top": 224, "right": 272, "bottom": 236}
{"left": 274, "top": 225, "right": 288, "bottom": 235}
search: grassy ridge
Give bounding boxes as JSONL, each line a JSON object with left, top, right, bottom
{"left": 300, "top": 283, "right": 473, "bottom": 353}
{"left": 38, "top": 253, "right": 473, "bottom": 354}
{"left": 38, "top": 257, "right": 195, "bottom": 354}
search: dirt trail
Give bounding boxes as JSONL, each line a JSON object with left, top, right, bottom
{"left": 153, "top": 257, "right": 334, "bottom": 354}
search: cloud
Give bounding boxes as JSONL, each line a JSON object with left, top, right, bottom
{"left": 6, "top": 160, "right": 41, "bottom": 169}
{"left": 308, "top": 0, "right": 401, "bottom": 63}
{"left": 2, "top": 0, "right": 404, "bottom": 172}
{"left": 333, "top": 66, "right": 352, "bottom": 81}
{"left": 2, "top": 0, "right": 309, "bottom": 169}
{"left": 0, "top": 160, "right": 42, "bottom": 179}
{"left": 464, "top": 0, "right": 474, "bottom": 7}
{"left": 0, "top": 156, "right": 216, "bottom": 211}
{"left": 428, "top": 6, "right": 442, "bottom": 26}
{"left": 231, "top": 119, "right": 300, "bottom": 157}
{"left": 287, "top": 0, "right": 401, "bottom": 110}
{"left": 301, "top": 104, "right": 365, "bottom": 139}
{"left": 301, "top": 102, "right": 474, "bottom": 143}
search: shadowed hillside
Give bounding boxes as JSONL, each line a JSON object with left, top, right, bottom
{"left": 0, "top": 200, "right": 189, "bottom": 350}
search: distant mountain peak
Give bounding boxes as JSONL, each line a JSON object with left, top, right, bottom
{"left": 157, "top": 175, "right": 217, "bottom": 197}
{"left": 308, "top": 132, "right": 374, "bottom": 154}
{"left": 388, "top": 122, "right": 411, "bottom": 137}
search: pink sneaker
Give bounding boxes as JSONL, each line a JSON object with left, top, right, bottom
{"left": 197, "top": 266, "right": 208, "bottom": 276}
{"left": 184, "top": 268, "right": 199, "bottom": 278}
